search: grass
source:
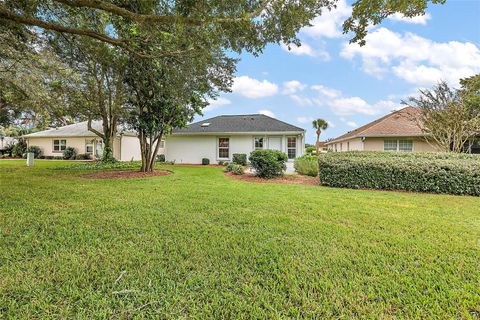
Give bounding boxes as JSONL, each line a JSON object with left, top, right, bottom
{"left": 1, "top": 160, "right": 479, "bottom": 318}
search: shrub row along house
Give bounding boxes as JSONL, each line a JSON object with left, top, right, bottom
{"left": 23, "top": 114, "right": 306, "bottom": 163}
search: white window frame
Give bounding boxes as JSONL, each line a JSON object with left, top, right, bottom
{"left": 218, "top": 137, "right": 230, "bottom": 159}
{"left": 53, "top": 139, "right": 66, "bottom": 152}
{"left": 254, "top": 137, "right": 264, "bottom": 150}
{"left": 384, "top": 139, "right": 413, "bottom": 152}
{"left": 287, "top": 136, "right": 297, "bottom": 159}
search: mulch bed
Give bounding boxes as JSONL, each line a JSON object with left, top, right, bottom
{"left": 83, "top": 170, "right": 172, "bottom": 179}
{"left": 225, "top": 172, "right": 318, "bottom": 185}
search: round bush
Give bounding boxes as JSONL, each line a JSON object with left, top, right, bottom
{"left": 63, "top": 147, "right": 76, "bottom": 160}
{"left": 202, "top": 158, "right": 210, "bottom": 165}
{"left": 248, "top": 149, "right": 287, "bottom": 179}
{"left": 225, "top": 163, "right": 244, "bottom": 175}
{"left": 232, "top": 153, "right": 247, "bottom": 166}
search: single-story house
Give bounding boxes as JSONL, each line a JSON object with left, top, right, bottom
{"left": 166, "top": 114, "right": 305, "bottom": 164}
{"left": 325, "top": 107, "right": 440, "bottom": 152}
{"left": 23, "top": 121, "right": 149, "bottom": 161}
{"left": 23, "top": 114, "right": 305, "bottom": 163}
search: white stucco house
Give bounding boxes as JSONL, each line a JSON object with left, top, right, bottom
{"left": 23, "top": 114, "right": 305, "bottom": 163}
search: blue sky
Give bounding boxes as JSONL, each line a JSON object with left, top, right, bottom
{"left": 197, "top": 0, "right": 480, "bottom": 144}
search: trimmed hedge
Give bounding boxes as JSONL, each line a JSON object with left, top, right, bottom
{"left": 318, "top": 152, "right": 480, "bottom": 196}
{"left": 294, "top": 154, "right": 318, "bottom": 176}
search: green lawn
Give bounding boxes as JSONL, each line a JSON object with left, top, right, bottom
{"left": 1, "top": 160, "right": 479, "bottom": 318}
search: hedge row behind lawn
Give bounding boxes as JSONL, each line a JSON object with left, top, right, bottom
{"left": 318, "top": 151, "right": 480, "bottom": 196}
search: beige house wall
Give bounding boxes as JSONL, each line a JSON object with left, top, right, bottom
{"left": 26, "top": 136, "right": 125, "bottom": 159}
{"left": 327, "top": 136, "right": 441, "bottom": 152}
{"left": 363, "top": 137, "right": 439, "bottom": 152}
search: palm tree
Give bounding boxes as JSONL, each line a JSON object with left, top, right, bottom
{"left": 312, "top": 118, "right": 329, "bottom": 154}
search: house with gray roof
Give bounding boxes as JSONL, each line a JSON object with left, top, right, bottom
{"left": 23, "top": 121, "right": 143, "bottom": 161}
{"left": 167, "top": 114, "right": 305, "bottom": 164}
{"left": 23, "top": 115, "right": 305, "bottom": 163}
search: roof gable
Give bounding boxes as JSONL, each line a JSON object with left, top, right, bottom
{"left": 23, "top": 121, "right": 135, "bottom": 138}
{"left": 172, "top": 114, "right": 304, "bottom": 134}
{"left": 328, "top": 107, "right": 423, "bottom": 143}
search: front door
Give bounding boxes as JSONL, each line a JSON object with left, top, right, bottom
{"left": 268, "top": 137, "right": 281, "bottom": 151}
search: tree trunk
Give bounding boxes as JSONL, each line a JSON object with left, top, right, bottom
{"left": 315, "top": 129, "right": 321, "bottom": 155}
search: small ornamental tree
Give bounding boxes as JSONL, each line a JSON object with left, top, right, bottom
{"left": 403, "top": 80, "right": 480, "bottom": 153}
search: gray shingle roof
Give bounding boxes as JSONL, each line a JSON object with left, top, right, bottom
{"left": 173, "top": 114, "right": 304, "bottom": 134}
{"left": 23, "top": 121, "right": 136, "bottom": 138}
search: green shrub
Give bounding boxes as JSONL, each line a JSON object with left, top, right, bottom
{"left": 54, "top": 161, "right": 141, "bottom": 170}
{"left": 249, "top": 149, "right": 287, "bottom": 179}
{"left": 12, "top": 139, "right": 27, "bottom": 157}
{"left": 202, "top": 158, "right": 210, "bottom": 165}
{"left": 294, "top": 155, "right": 318, "bottom": 176}
{"left": 305, "top": 146, "right": 316, "bottom": 155}
{"left": 75, "top": 153, "right": 91, "bottom": 160}
{"left": 225, "top": 163, "right": 244, "bottom": 175}
{"left": 318, "top": 151, "right": 480, "bottom": 196}
{"left": 25, "top": 146, "right": 42, "bottom": 159}
{"left": 63, "top": 147, "right": 76, "bottom": 160}
{"left": 156, "top": 154, "right": 166, "bottom": 162}
{"left": 218, "top": 160, "right": 225, "bottom": 166}
{"left": 232, "top": 153, "right": 247, "bottom": 166}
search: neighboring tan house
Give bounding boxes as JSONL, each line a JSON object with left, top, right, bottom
{"left": 23, "top": 121, "right": 150, "bottom": 161}
{"left": 23, "top": 114, "right": 305, "bottom": 163}
{"left": 165, "top": 114, "right": 305, "bottom": 164}
{"left": 325, "top": 107, "right": 440, "bottom": 152}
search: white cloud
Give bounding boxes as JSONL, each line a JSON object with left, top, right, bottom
{"left": 341, "top": 27, "right": 480, "bottom": 86}
{"left": 204, "top": 97, "right": 231, "bottom": 112}
{"left": 232, "top": 76, "right": 279, "bottom": 98}
{"left": 282, "top": 80, "right": 307, "bottom": 95}
{"left": 302, "top": 0, "right": 351, "bottom": 39}
{"left": 311, "top": 85, "right": 341, "bottom": 99}
{"left": 281, "top": 42, "right": 330, "bottom": 60}
{"left": 310, "top": 83, "right": 400, "bottom": 116}
{"left": 290, "top": 94, "right": 314, "bottom": 106}
{"left": 258, "top": 110, "right": 276, "bottom": 118}
{"left": 297, "top": 116, "right": 314, "bottom": 124}
{"left": 346, "top": 121, "right": 358, "bottom": 128}
{"left": 389, "top": 13, "right": 431, "bottom": 25}
{"left": 281, "top": 42, "right": 316, "bottom": 57}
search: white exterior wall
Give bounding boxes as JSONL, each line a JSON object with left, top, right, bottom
{"left": 120, "top": 136, "right": 141, "bottom": 161}
{"left": 165, "top": 134, "right": 304, "bottom": 164}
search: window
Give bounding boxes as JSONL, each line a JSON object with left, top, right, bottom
{"left": 287, "top": 137, "right": 296, "bottom": 159}
{"left": 254, "top": 137, "right": 264, "bottom": 150}
{"left": 218, "top": 137, "right": 229, "bottom": 159}
{"left": 53, "top": 139, "right": 66, "bottom": 152}
{"left": 398, "top": 140, "right": 413, "bottom": 152}
{"left": 384, "top": 140, "right": 413, "bottom": 152}
{"left": 86, "top": 144, "right": 93, "bottom": 153}
{"left": 384, "top": 140, "right": 397, "bottom": 151}
{"left": 160, "top": 140, "right": 165, "bottom": 148}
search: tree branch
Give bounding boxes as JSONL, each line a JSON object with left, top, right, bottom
{"left": 87, "top": 117, "right": 105, "bottom": 139}
{"left": 53, "top": 0, "right": 268, "bottom": 24}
